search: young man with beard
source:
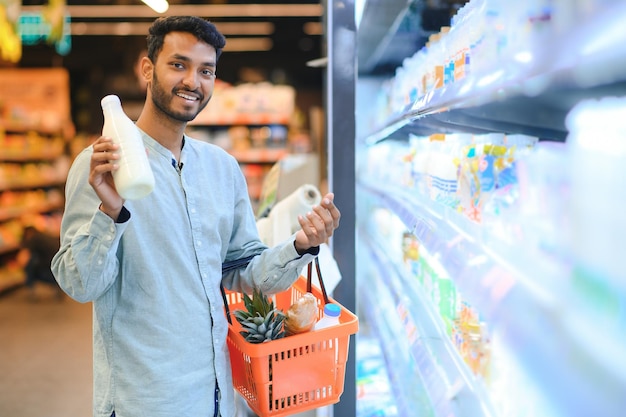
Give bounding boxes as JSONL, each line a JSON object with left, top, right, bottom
{"left": 52, "top": 16, "right": 340, "bottom": 417}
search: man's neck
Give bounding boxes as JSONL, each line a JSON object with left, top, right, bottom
{"left": 136, "top": 111, "right": 187, "bottom": 159}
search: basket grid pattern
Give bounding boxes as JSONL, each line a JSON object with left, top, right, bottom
{"left": 224, "top": 276, "right": 358, "bottom": 417}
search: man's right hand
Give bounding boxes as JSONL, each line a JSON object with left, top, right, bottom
{"left": 90, "top": 136, "right": 124, "bottom": 220}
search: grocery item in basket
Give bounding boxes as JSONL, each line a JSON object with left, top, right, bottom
{"left": 313, "top": 303, "right": 341, "bottom": 330}
{"left": 233, "top": 288, "right": 286, "bottom": 343}
{"left": 284, "top": 292, "right": 317, "bottom": 335}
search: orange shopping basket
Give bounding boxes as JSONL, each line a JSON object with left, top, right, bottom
{"left": 221, "top": 258, "right": 359, "bottom": 417}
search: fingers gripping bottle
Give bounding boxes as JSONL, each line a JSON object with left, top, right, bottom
{"left": 101, "top": 95, "right": 155, "bottom": 200}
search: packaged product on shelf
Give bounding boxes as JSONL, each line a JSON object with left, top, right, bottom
{"left": 428, "top": 133, "right": 474, "bottom": 210}
{"left": 482, "top": 134, "right": 538, "bottom": 240}
{"left": 427, "top": 134, "right": 456, "bottom": 207}
{"left": 451, "top": 2, "right": 478, "bottom": 82}
{"left": 408, "top": 134, "right": 430, "bottom": 196}
{"left": 416, "top": 244, "right": 458, "bottom": 336}
{"left": 457, "top": 133, "right": 506, "bottom": 222}
{"left": 424, "top": 33, "right": 442, "bottom": 94}
{"left": 452, "top": 299, "right": 491, "bottom": 377}
{"left": 436, "top": 273, "right": 457, "bottom": 336}
{"left": 514, "top": 140, "right": 569, "bottom": 255}
{"left": 401, "top": 231, "right": 420, "bottom": 276}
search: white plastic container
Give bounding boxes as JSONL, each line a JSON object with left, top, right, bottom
{"left": 101, "top": 95, "right": 155, "bottom": 200}
{"left": 314, "top": 303, "right": 341, "bottom": 330}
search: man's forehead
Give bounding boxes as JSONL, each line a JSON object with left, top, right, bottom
{"left": 159, "top": 32, "right": 217, "bottom": 61}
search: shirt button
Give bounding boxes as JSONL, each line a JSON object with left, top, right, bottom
{"left": 197, "top": 241, "right": 202, "bottom": 246}
{"left": 97, "top": 259, "right": 103, "bottom": 265}
{"left": 191, "top": 208, "right": 196, "bottom": 214}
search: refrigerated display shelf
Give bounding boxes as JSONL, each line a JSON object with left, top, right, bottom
{"left": 358, "top": 180, "right": 626, "bottom": 417}
{"left": 356, "top": 333, "right": 399, "bottom": 417}
{"left": 363, "top": 3, "right": 626, "bottom": 144}
{"left": 357, "top": 253, "right": 434, "bottom": 417}
{"left": 359, "top": 229, "right": 496, "bottom": 417}
{"left": 359, "top": 178, "right": 565, "bottom": 318}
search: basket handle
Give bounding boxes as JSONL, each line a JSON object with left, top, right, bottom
{"left": 307, "top": 256, "right": 330, "bottom": 305}
{"left": 220, "top": 255, "right": 257, "bottom": 325}
{"left": 220, "top": 282, "right": 233, "bottom": 325}
{"left": 221, "top": 257, "right": 329, "bottom": 325}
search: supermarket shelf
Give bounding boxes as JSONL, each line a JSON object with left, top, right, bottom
{"left": 363, "top": 3, "right": 626, "bottom": 144}
{"left": 0, "top": 178, "right": 66, "bottom": 192}
{"left": 358, "top": 179, "right": 626, "bottom": 417}
{"left": 188, "top": 114, "right": 291, "bottom": 127}
{"left": 0, "top": 150, "right": 66, "bottom": 162}
{"left": 0, "top": 119, "right": 67, "bottom": 135}
{"left": 0, "top": 243, "right": 20, "bottom": 256}
{"left": 0, "top": 201, "right": 65, "bottom": 223}
{"left": 228, "top": 148, "right": 288, "bottom": 164}
{"left": 358, "top": 229, "right": 496, "bottom": 417}
{"left": 0, "top": 269, "right": 24, "bottom": 294}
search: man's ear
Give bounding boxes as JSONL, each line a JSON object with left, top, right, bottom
{"left": 140, "top": 56, "right": 154, "bottom": 84}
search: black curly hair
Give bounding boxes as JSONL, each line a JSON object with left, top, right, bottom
{"left": 146, "top": 16, "right": 226, "bottom": 62}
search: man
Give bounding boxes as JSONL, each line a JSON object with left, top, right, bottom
{"left": 51, "top": 16, "right": 340, "bottom": 417}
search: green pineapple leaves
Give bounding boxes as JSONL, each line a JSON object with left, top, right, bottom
{"left": 233, "top": 288, "right": 286, "bottom": 344}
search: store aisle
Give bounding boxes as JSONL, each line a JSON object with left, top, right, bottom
{"left": 0, "top": 284, "right": 321, "bottom": 417}
{"left": 0, "top": 285, "right": 92, "bottom": 417}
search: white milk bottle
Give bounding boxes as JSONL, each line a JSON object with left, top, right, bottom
{"left": 101, "top": 95, "right": 154, "bottom": 200}
{"left": 314, "top": 303, "right": 341, "bottom": 330}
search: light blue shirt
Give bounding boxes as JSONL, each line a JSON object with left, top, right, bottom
{"left": 51, "top": 131, "right": 317, "bottom": 417}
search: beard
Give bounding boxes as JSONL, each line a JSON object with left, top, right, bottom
{"left": 150, "top": 71, "right": 211, "bottom": 122}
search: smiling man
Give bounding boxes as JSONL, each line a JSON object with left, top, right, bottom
{"left": 52, "top": 16, "right": 341, "bottom": 417}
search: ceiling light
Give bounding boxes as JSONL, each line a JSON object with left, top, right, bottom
{"left": 141, "top": 0, "right": 169, "bottom": 14}
{"left": 303, "top": 22, "right": 323, "bottom": 36}
{"left": 224, "top": 38, "right": 273, "bottom": 52}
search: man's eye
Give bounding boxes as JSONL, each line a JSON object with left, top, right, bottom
{"left": 172, "top": 63, "right": 184, "bottom": 69}
{"left": 203, "top": 69, "right": 216, "bottom": 78}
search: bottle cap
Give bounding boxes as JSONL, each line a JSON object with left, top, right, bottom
{"left": 323, "top": 303, "right": 341, "bottom": 317}
{"left": 101, "top": 94, "right": 121, "bottom": 107}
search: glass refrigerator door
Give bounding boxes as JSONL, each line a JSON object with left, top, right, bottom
{"left": 355, "top": 1, "right": 626, "bottom": 416}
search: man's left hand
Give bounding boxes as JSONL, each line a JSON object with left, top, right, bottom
{"left": 294, "top": 193, "right": 341, "bottom": 254}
